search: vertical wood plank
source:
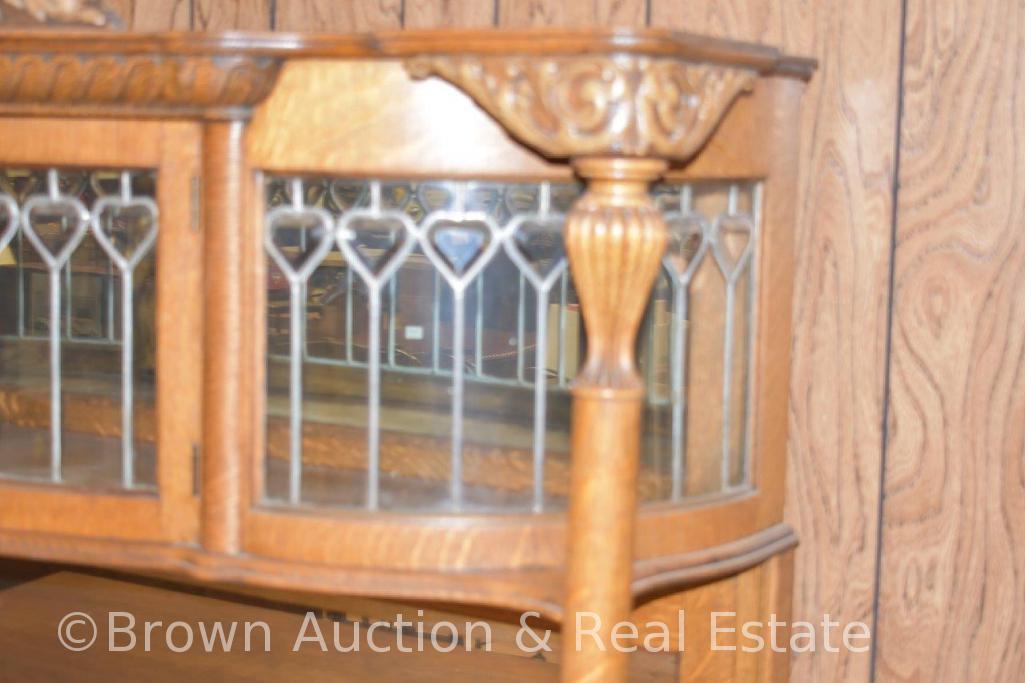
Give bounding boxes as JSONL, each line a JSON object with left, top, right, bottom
{"left": 156, "top": 121, "right": 203, "bottom": 543}
{"left": 498, "top": 0, "right": 646, "bottom": 27}
{"left": 649, "top": 2, "right": 902, "bottom": 682}
{"left": 193, "top": 0, "right": 271, "bottom": 30}
{"left": 648, "top": 1, "right": 777, "bottom": 37}
{"left": 275, "top": 0, "right": 401, "bottom": 31}
{"left": 403, "top": 0, "right": 495, "bottom": 27}
{"left": 876, "top": 0, "right": 1025, "bottom": 680}
{"left": 104, "top": 0, "right": 190, "bottom": 30}
{"left": 758, "top": 549, "right": 796, "bottom": 682}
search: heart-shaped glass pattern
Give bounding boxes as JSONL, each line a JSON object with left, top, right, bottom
{"left": 465, "top": 183, "right": 505, "bottom": 220}
{"left": 381, "top": 183, "right": 416, "bottom": 212}
{"left": 416, "top": 183, "right": 456, "bottom": 213}
{"left": 20, "top": 195, "right": 90, "bottom": 267}
{"left": 337, "top": 212, "right": 417, "bottom": 285}
{"left": 327, "top": 179, "right": 370, "bottom": 213}
{"left": 711, "top": 214, "right": 754, "bottom": 279}
{"left": 55, "top": 171, "right": 88, "bottom": 200}
{"left": 662, "top": 213, "right": 708, "bottom": 283}
{"left": 91, "top": 197, "right": 159, "bottom": 269}
{"left": 430, "top": 221, "right": 489, "bottom": 275}
{"left": 421, "top": 212, "right": 500, "bottom": 290}
{"left": 89, "top": 171, "right": 157, "bottom": 200}
{"left": 264, "top": 177, "right": 328, "bottom": 214}
{"left": 0, "top": 170, "right": 42, "bottom": 203}
{"left": 264, "top": 205, "right": 335, "bottom": 281}
{"left": 502, "top": 185, "right": 540, "bottom": 216}
{"left": 503, "top": 214, "right": 567, "bottom": 290}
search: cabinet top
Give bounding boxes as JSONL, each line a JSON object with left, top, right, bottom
{"left": 0, "top": 28, "right": 815, "bottom": 80}
{"left": 0, "top": 28, "right": 814, "bottom": 159}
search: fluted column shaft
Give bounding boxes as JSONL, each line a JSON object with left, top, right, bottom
{"left": 561, "top": 158, "right": 668, "bottom": 683}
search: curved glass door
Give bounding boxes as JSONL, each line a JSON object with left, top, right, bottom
{"left": 260, "top": 175, "right": 760, "bottom": 513}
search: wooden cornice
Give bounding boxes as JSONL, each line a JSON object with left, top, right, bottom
{"left": 0, "top": 27, "right": 812, "bottom": 141}
{"left": 0, "top": 29, "right": 815, "bottom": 78}
{"left": 0, "top": 51, "right": 282, "bottom": 120}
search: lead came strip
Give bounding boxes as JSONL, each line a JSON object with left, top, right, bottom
{"left": 20, "top": 170, "right": 90, "bottom": 483}
{"left": 91, "top": 171, "right": 159, "bottom": 488}
{"left": 713, "top": 184, "right": 757, "bottom": 492}
{"left": 0, "top": 168, "right": 160, "bottom": 490}
{"left": 501, "top": 183, "right": 568, "bottom": 512}
{"left": 664, "top": 185, "right": 709, "bottom": 501}
{"left": 264, "top": 178, "right": 335, "bottom": 504}
{"left": 258, "top": 176, "right": 759, "bottom": 511}
{"left": 336, "top": 181, "right": 418, "bottom": 510}
{"left": 420, "top": 184, "right": 502, "bottom": 510}
{"left": 742, "top": 184, "right": 764, "bottom": 486}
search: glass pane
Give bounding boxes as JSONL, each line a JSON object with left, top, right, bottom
{"left": 262, "top": 176, "right": 760, "bottom": 513}
{"left": 0, "top": 168, "right": 158, "bottom": 491}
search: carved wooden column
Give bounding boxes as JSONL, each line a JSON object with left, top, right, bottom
{"left": 561, "top": 157, "right": 667, "bottom": 682}
{"left": 201, "top": 120, "right": 246, "bottom": 555}
{"left": 407, "top": 52, "right": 758, "bottom": 683}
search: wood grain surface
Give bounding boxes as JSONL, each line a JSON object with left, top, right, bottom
{"left": 404, "top": 0, "right": 494, "bottom": 28}
{"left": 4, "top": 2, "right": 1021, "bottom": 682}
{"left": 875, "top": 0, "right": 1025, "bottom": 680}
{"left": 104, "top": 0, "right": 190, "bottom": 29}
{"left": 274, "top": 0, "right": 401, "bottom": 31}
{"left": 0, "top": 571, "right": 678, "bottom": 682}
{"left": 648, "top": 2, "right": 901, "bottom": 682}
{"left": 193, "top": 0, "right": 270, "bottom": 30}
{"left": 498, "top": 0, "right": 645, "bottom": 27}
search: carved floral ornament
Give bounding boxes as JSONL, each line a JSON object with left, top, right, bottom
{"left": 405, "top": 54, "right": 757, "bottom": 161}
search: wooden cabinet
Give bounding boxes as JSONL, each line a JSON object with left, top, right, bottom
{"left": 0, "top": 29, "right": 813, "bottom": 682}
{"left": 0, "top": 118, "right": 201, "bottom": 545}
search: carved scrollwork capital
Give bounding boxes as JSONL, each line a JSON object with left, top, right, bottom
{"left": 406, "top": 54, "right": 756, "bottom": 161}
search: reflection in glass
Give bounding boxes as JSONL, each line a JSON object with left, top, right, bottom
{"left": 263, "top": 176, "right": 760, "bottom": 513}
{"left": 0, "top": 168, "right": 158, "bottom": 491}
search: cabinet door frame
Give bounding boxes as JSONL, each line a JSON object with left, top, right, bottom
{"left": 234, "top": 68, "right": 795, "bottom": 572}
{"left": 0, "top": 118, "right": 201, "bottom": 544}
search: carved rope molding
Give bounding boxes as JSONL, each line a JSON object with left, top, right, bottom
{"left": 0, "top": 53, "right": 282, "bottom": 116}
{"left": 406, "top": 54, "right": 757, "bottom": 160}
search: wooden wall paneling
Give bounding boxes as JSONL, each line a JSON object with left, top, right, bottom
{"left": 497, "top": 0, "right": 646, "bottom": 27}
{"left": 103, "top": 0, "right": 190, "bottom": 30}
{"left": 648, "top": 1, "right": 902, "bottom": 682}
{"left": 274, "top": 0, "right": 401, "bottom": 31}
{"left": 403, "top": 0, "right": 495, "bottom": 27}
{"left": 193, "top": 0, "right": 271, "bottom": 30}
{"left": 648, "top": 1, "right": 779, "bottom": 41}
{"left": 876, "top": 0, "right": 1025, "bottom": 680}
